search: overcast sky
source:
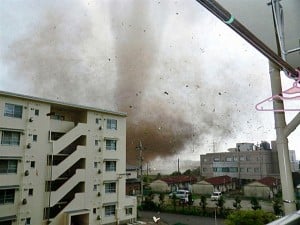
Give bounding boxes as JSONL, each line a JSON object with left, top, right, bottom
{"left": 0, "top": 0, "right": 299, "bottom": 170}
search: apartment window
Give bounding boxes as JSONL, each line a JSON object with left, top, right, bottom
{"left": 222, "top": 167, "right": 229, "bottom": 172}
{"left": 107, "top": 119, "right": 117, "bottom": 130}
{"left": 105, "top": 182, "right": 116, "bottom": 193}
{"left": 25, "top": 218, "right": 31, "bottom": 225}
{"left": 4, "top": 103, "right": 23, "bottom": 118}
{"left": 1, "top": 131, "right": 21, "bottom": 146}
{"left": 233, "top": 156, "right": 238, "bottom": 161}
{"left": 247, "top": 168, "right": 253, "bottom": 173}
{"left": 34, "top": 109, "right": 39, "bottom": 116}
{"left": 226, "top": 157, "right": 232, "bottom": 162}
{"left": 202, "top": 167, "right": 207, "bottom": 172}
{"left": 0, "top": 221, "right": 13, "bottom": 225}
{"left": 0, "top": 189, "right": 15, "bottom": 204}
{"left": 105, "top": 161, "right": 116, "bottom": 172}
{"left": 93, "top": 185, "right": 97, "bottom": 191}
{"left": 229, "top": 167, "right": 238, "bottom": 172}
{"left": 106, "top": 140, "right": 116, "bottom": 151}
{"left": 28, "top": 189, "right": 33, "bottom": 196}
{"left": 94, "top": 162, "right": 98, "bottom": 168}
{"left": 240, "top": 168, "right": 245, "bottom": 173}
{"left": 96, "top": 118, "right": 101, "bottom": 124}
{"left": 104, "top": 205, "right": 116, "bottom": 216}
{"left": 239, "top": 156, "right": 245, "bottom": 161}
{"left": 95, "top": 140, "right": 99, "bottom": 146}
{"left": 30, "top": 161, "right": 35, "bottom": 168}
{"left": 0, "top": 160, "right": 18, "bottom": 173}
{"left": 93, "top": 208, "right": 96, "bottom": 214}
{"left": 254, "top": 168, "right": 260, "bottom": 173}
{"left": 32, "top": 135, "right": 37, "bottom": 142}
{"left": 213, "top": 157, "right": 220, "bottom": 162}
{"left": 126, "top": 207, "right": 133, "bottom": 215}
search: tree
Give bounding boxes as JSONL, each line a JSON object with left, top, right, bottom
{"left": 250, "top": 197, "right": 261, "bottom": 210}
{"left": 183, "top": 169, "right": 192, "bottom": 175}
{"left": 199, "top": 195, "right": 207, "bottom": 214}
{"left": 225, "top": 210, "right": 276, "bottom": 225}
{"left": 216, "top": 196, "right": 225, "bottom": 215}
{"left": 272, "top": 198, "right": 283, "bottom": 216}
{"left": 158, "top": 193, "right": 165, "bottom": 210}
{"left": 233, "top": 196, "right": 242, "bottom": 210}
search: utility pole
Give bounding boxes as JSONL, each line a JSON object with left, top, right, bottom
{"left": 136, "top": 141, "right": 144, "bottom": 202}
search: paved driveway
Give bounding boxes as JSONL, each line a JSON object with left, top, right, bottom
{"left": 139, "top": 211, "right": 225, "bottom": 225}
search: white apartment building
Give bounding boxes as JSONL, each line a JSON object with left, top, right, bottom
{"left": 0, "top": 91, "right": 136, "bottom": 225}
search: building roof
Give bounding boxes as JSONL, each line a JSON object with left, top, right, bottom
{"left": 205, "top": 175, "right": 232, "bottom": 185}
{"left": 257, "top": 177, "right": 280, "bottom": 187}
{"left": 161, "top": 175, "right": 197, "bottom": 185}
{"left": 0, "top": 90, "right": 127, "bottom": 117}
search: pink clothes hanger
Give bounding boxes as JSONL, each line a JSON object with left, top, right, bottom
{"left": 255, "top": 69, "right": 300, "bottom": 112}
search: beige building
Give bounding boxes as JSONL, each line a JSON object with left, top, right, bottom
{"left": 200, "top": 142, "right": 280, "bottom": 183}
{"left": 0, "top": 91, "right": 136, "bottom": 225}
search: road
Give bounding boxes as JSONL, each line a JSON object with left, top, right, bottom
{"left": 139, "top": 211, "right": 225, "bottom": 225}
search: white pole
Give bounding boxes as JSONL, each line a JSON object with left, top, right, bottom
{"left": 269, "top": 61, "right": 296, "bottom": 214}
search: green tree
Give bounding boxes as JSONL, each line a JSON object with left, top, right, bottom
{"left": 233, "top": 196, "right": 242, "bottom": 210}
{"left": 199, "top": 195, "right": 207, "bottom": 214}
{"left": 250, "top": 197, "right": 261, "bottom": 210}
{"left": 171, "top": 171, "right": 181, "bottom": 176}
{"left": 272, "top": 198, "right": 283, "bottom": 216}
{"left": 216, "top": 196, "right": 225, "bottom": 215}
{"left": 183, "top": 169, "right": 192, "bottom": 175}
{"left": 225, "top": 210, "right": 276, "bottom": 225}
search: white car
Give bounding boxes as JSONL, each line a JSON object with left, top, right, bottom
{"left": 211, "top": 191, "right": 222, "bottom": 201}
{"left": 169, "top": 190, "right": 190, "bottom": 199}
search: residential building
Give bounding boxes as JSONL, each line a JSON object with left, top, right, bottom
{"left": 160, "top": 175, "right": 197, "bottom": 192}
{"left": 200, "top": 142, "right": 280, "bottom": 184}
{"left": 0, "top": 90, "right": 136, "bottom": 225}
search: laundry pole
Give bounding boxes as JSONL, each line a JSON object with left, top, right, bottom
{"left": 269, "top": 61, "right": 296, "bottom": 214}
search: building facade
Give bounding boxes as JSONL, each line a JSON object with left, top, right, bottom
{"left": 200, "top": 142, "right": 280, "bottom": 182}
{"left": 0, "top": 91, "right": 136, "bottom": 225}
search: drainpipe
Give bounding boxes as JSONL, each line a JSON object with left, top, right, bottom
{"left": 269, "top": 61, "right": 296, "bottom": 214}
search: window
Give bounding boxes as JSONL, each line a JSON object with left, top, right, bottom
{"left": 240, "top": 168, "right": 245, "bottom": 172}
{"left": 126, "top": 207, "right": 133, "bottom": 215}
{"left": 34, "top": 109, "right": 39, "bottom": 116}
{"left": 247, "top": 168, "right": 253, "bottom": 173}
{"left": 254, "top": 168, "right": 260, "bottom": 173}
{"left": 0, "top": 189, "right": 15, "bottom": 204}
{"left": 222, "top": 167, "right": 229, "bottom": 172}
{"left": 239, "top": 156, "right": 245, "bottom": 161}
{"left": 105, "top": 161, "right": 116, "bottom": 172}
{"left": 93, "top": 185, "right": 97, "bottom": 191}
{"left": 32, "top": 135, "right": 37, "bottom": 142}
{"left": 105, "top": 182, "right": 116, "bottom": 193}
{"left": 4, "top": 103, "right": 23, "bottom": 118}
{"left": 1, "top": 131, "right": 21, "bottom": 146}
{"left": 0, "top": 221, "right": 13, "bottom": 225}
{"left": 95, "top": 140, "right": 99, "bottom": 146}
{"left": 94, "top": 162, "right": 98, "bottom": 168}
{"left": 106, "top": 140, "right": 116, "bottom": 151}
{"left": 107, "top": 119, "right": 117, "bottom": 130}
{"left": 0, "top": 160, "right": 18, "bottom": 173}
{"left": 202, "top": 167, "right": 207, "bottom": 172}
{"left": 28, "top": 189, "right": 33, "bottom": 196}
{"left": 226, "top": 157, "right": 232, "bottom": 162}
{"left": 93, "top": 208, "right": 96, "bottom": 214}
{"left": 96, "top": 118, "right": 100, "bottom": 124}
{"left": 213, "top": 157, "right": 220, "bottom": 162}
{"left": 30, "top": 161, "right": 35, "bottom": 168}
{"left": 229, "top": 167, "right": 238, "bottom": 172}
{"left": 105, "top": 205, "right": 115, "bottom": 216}
{"left": 25, "top": 218, "right": 31, "bottom": 225}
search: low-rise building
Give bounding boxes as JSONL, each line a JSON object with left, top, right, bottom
{"left": 244, "top": 177, "right": 280, "bottom": 199}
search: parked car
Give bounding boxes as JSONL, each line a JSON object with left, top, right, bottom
{"left": 211, "top": 191, "right": 222, "bottom": 201}
{"left": 169, "top": 190, "right": 190, "bottom": 199}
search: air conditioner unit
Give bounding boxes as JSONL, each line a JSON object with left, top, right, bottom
{"left": 29, "top": 117, "right": 33, "bottom": 122}
{"left": 99, "top": 126, "right": 102, "bottom": 130}
{"left": 98, "top": 147, "right": 101, "bottom": 152}
{"left": 22, "top": 198, "right": 27, "bottom": 205}
{"left": 26, "top": 143, "right": 31, "bottom": 149}
{"left": 24, "top": 170, "right": 29, "bottom": 176}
